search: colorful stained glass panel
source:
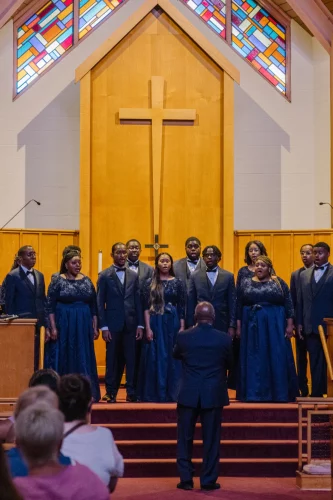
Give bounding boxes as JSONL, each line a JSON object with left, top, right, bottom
{"left": 181, "top": 0, "right": 226, "bottom": 39}
{"left": 79, "top": 0, "right": 125, "bottom": 39}
{"left": 231, "top": 0, "right": 287, "bottom": 94}
{"left": 17, "top": 0, "right": 74, "bottom": 94}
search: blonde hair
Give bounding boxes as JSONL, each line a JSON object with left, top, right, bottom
{"left": 15, "top": 403, "right": 64, "bottom": 466}
{"left": 14, "top": 386, "right": 58, "bottom": 419}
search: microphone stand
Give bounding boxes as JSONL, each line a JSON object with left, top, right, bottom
{"left": 0, "top": 200, "right": 41, "bottom": 230}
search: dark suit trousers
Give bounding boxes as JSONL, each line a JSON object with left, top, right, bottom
{"left": 296, "top": 336, "right": 308, "bottom": 396}
{"left": 177, "top": 403, "right": 222, "bottom": 486}
{"left": 305, "top": 333, "right": 327, "bottom": 397}
{"left": 105, "top": 328, "right": 136, "bottom": 397}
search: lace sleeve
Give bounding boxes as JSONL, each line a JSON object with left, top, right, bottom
{"left": 176, "top": 279, "right": 186, "bottom": 320}
{"left": 46, "top": 276, "right": 60, "bottom": 315}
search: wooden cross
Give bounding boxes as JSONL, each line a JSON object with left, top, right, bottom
{"left": 145, "top": 234, "right": 169, "bottom": 258}
{"left": 119, "top": 76, "right": 196, "bottom": 250}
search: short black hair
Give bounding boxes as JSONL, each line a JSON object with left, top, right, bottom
{"left": 185, "top": 237, "right": 201, "bottom": 247}
{"left": 300, "top": 243, "right": 313, "bottom": 252}
{"left": 62, "top": 245, "right": 81, "bottom": 257}
{"left": 126, "top": 239, "right": 141, "bottom": 248}
{"left": 18, "top": 245, "right": 33, "bottom": 257}
{"left": 111, "top": 242, "right": 126, "bottom": 254}
{"left": 202, "top": 245, "right": 222, "bottom": 259}
{"left": 58, "top": 374, "right": 92, "bottom": 422}
{"left": 28, "top": 369, "right": 60, "bottom": 395}
{"left": 313, "top": 242, "right": 330, "bottom": 253}
{"left": 244, "top": 240, "right": 268, "bottom": 265}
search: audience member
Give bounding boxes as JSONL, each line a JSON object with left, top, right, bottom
{"left": 59, "top": 374, "right": 123, "bottom": 492}
{"left": 0, "top": 444, "right": 22, "bottom": 500}
{"left": 13, "top": 404, "right": 109, "bottom": 500}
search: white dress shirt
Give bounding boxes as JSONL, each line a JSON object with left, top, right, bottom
{"left": 314, "top": 262, "right": 329, "bottom": 283}
{"left": 187, "top": 259, "right": 199, "bottom": 274}
{"left": 21, "top": 265, "right": 35, "bottom": 285}
{"left": 127, "top": 260, "right": 139, "bottom": 273}
{"left": 206, "top": 267, "right": 218, "bottom": 286}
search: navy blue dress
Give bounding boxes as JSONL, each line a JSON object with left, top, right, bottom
{"left": 138, "top": 278, "right": 186, "bottom": 402}
{"left": 236, "top": 277, "right": 298, "bottom": 402}
{"left": 44, "top": 276, "right": 100, "bottom": 402}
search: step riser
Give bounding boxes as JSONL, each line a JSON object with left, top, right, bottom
{"left": 123, "top": 462, "right": 298, "bottom": 478}
{"left": 118, "top": 443, "right": 301, "bottom": 459}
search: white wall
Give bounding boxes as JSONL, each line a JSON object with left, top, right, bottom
{"left": 0, "top": 0, "right": 330, "bottom": 230}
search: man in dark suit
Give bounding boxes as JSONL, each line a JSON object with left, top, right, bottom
{"left": 290, "top": 244, "right": 314, "bottom": 397}
{"left": 187, "top": 245, "right": 236, "bottom": 336}
{"left": 174, "top": 301, "right": 233, "bottom": 491}
{"left": 297, "top": 242, "right": 333, "bottom": 397}
{"left": 125, "top": 239, "right": 153, "bottom": 289}
{"left": 97, "top": 242, "right": 144, "bottom": 403}
{"left": 174, "top": 237, "right": 205, "bottom": 291}
{"left": 4, "top": 245, "right": 46, "bottom": 370}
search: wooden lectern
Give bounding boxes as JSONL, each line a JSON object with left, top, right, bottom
{"left": 0, "top": 319, "right": 36, "bottom": 400}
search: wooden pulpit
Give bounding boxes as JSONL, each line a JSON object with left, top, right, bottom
{"left": 0, "top": 319, "right": 36, "bottom": 400}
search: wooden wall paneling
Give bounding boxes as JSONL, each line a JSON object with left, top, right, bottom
{"left": 0, "top": 232, "right": 21, "bottom": 283}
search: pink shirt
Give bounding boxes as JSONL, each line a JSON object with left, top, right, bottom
{"left": 14, "top": 463, "right": 110, "bottom": 500}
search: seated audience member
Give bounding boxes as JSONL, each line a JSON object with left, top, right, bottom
{"left": 6, "top": 386, "right": 71, "bottom": 478}
{"left": 59, "top": 374, "right": 123, "bottom": 492}
{"left": 14, "top": 404, "right": 109, "bottom": 500}
{"left": 1, "top": 369, "right": 60, "bottom": 444}
{"left": 0, "top": 444, "right": 22, "bottom": 500}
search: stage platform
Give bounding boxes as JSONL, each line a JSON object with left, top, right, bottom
{"left": 92, "top": 388, "right": 304, "bottom": 478}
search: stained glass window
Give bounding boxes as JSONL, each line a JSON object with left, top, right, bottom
{"left": 79, "top": 0, "right": 125, "bottom": 39}
{"left": 16, "top": 0, "right": 74, "bottom": 94}
{"left": 231, "top": 0, "right": 287, "bottom": 94}
{"left": 181, "top": 0, "right": 226, "bottom": 39}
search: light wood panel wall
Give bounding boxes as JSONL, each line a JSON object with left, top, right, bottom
{"left": 0, "top": 229, "right": 79, "bottom": 286}
{"left": 234, "top": 230, "right": 333, "bottom": 283}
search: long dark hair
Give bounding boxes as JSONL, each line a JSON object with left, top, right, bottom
{"left": 244, "top": 240, "right": 268, "bottom": 265}
{"left": 0, "top": 445, "right": 22, "bottom": 500}
{"left": 58, "top": 374, "right": 92, "bottom": 422}
{"left": 59, "top": 250, "right": 81, "bottom": 274}
{"left": 10, "top": 254, "right": 20, "bottom": 271}
{"left": 149, "top": 253, "right": 175, "bottom": 315}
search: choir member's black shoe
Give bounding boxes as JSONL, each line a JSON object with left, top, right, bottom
{"left": 201, "top": 483, "right": 220, "bottom": 491}
{"left": 102, "top": 393, "right": 116, "bottom": 403}
{"left": 177, "top": 481, "right": 194, "bottom": 490}
{"left": 126, "top": 395, "right": 138, "bottom": 403}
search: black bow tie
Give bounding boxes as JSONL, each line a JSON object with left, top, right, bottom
{"left": 114, "top": 266, "right": 125, "bottom": 273}
{"left": 128, "top": 261, "right": 139, "bottom": 268}
{"left": 187, "top": 260, "right": 198, "bottom": 265}
{"left": 315, "top": 266, "right": 326, "bottom": 271}
{"left": 26, "top": 270, "right": 34, "bottom": 276}
{"left": 206, "top": 268, "right": 217, "bottom": 273}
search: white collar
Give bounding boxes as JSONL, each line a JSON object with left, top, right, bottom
{"left": 21, "top": 265, "right": 33, "bottom": 273}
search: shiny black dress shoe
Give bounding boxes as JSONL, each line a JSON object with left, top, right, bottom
{"left": 177, "top": 481, "right": 194, "bottom": 490}
{"left": 102, "top": 393, "right": 116, "bottom": 403}
{"left": 126, "top": 395, "right": 138, "bottom": 403}
{"left": 201, "top": 483, "right": 220, "bottom": 491}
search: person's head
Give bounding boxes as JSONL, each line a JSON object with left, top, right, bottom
{"left": 59, "top": 250, "right": 81, "bottom": 276}
{"left": 313, "top": 242, "right": 330, "bottom": 267}
{"left": 15, "top": 403, "right": 64, "bottom": 468}
{"left": 62, "top": 245, "right": 81, "bottom": 258}
{"left": 126, "top": 239, "right": 142, "bottom": 263}
{"left": 254, "top": 255, "right": 274, "bottom": 281}
{"left": 58, "top": 374, "right": 92, "bottom": 422}
{"left": 194, "top": 302, "right": 215, "bottom": 325}
{"left": 0, "top": 444, "right": 22, "bottom": 500}
{"left": 14, "top": 386, "right": 58, "bottom": 420}
{"left": 18, "top": 246, "right": 36, "bottom": 269}
{"left": 111, "top": 242, "right": 127, "bottom": 267}
{"left": 28, "top": 369, "right": 60, "bottom": 395}
{"left": 155, "top": 252, "right": 175, "bottom": 277}
{"left": 10, "top": 254, "right": 21, "bottom": 271}
{"left": 185, "top": 237, "right": 201, "bottom": 262}
{"left": 244, "top": 240, "right": 268, "bottom": 265}
{"left": 202, "top": 246, "right": 221, "bottom": 269}
{"left": 300, "top": 244, "right": 314, "bottom": 268}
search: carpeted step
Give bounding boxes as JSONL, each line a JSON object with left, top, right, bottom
{"left": 122, "top": 458, "right": 302, "bottom": 478}
{"left": 98, "top": 422, "right": 305, "bottom": 441}
{"left": 116, "top": 439, "right": 304, "bottom": 459}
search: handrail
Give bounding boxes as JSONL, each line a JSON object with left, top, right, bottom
{"left": 318, "top": 325, "right": 333, "bottom": 381}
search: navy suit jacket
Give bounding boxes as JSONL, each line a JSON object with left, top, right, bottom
{"left": 297, "top": 263, "right": 333, "bottom": 335}
{"left": 173, "top": 323, "right": 233, "bottom": 408}
{"left": 4, "top": 267, "right": 46, "bottom": 326}
{"left": 97, "top": 266, "right": 143, "bottom": 333}
{"left": 174, "top": 257, "right": 206, "bottom": 291}
{"left": 187, "top": 267, "right": 236, "bottom": 331}
{"left": 125, "top": 261, "right": 153, "bottom": 290}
